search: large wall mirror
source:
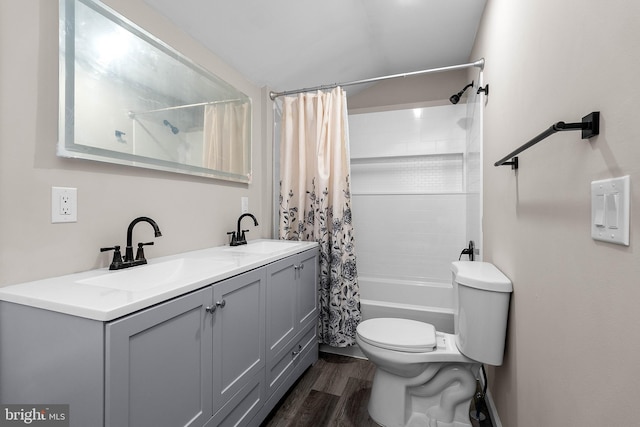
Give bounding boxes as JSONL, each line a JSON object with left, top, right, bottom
{"left": 59, "top": 0, "right": 252, "bottom": 182}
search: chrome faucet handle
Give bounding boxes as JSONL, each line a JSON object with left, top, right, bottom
{"left": 135, "top": 242, "right": 154, "bottom": 261}
{"left": 100, "top": 245, "right": 123, "bottom": 270}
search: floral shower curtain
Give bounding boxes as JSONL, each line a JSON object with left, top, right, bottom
{"left": 278, "top": 87, "right": 361, "bottom": 347}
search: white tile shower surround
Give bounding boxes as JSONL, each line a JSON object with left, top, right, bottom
{"left": 349, "top": 104, "right": 473, "bottom": 284}
{"left": 349, "top": 105, "right": 467, "bottom": 159}
{"left": 353, "top": 194, "right": 466, "bottom": 283}
{"left": 350, "top": 154, "right": 464, "bottom": 194}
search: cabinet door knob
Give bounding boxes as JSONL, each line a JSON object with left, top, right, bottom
{"left": 292, "top": 344, "right": 303, "bottom": 358}
{"left": 294, "top": 264, "right": 304, "bottom": 270}
{"left": 206, "top": 300, "right": 225, "bottom": 314}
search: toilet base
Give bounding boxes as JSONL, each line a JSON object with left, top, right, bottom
{"left": 367, "top": 362, "right": 479, "bottom": 427}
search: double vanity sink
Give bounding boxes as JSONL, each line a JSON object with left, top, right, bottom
{"left": 0, "top": 239, "right": 320, "bottom": 427}
{"left": 0, "top": 239, "right": 311, "bottom": 321}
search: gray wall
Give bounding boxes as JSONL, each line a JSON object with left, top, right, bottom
{"left": 472, "top": 0, "right": 640, "bottom": 425}
{"left": 348, "top": 69, "right": 469, "bottom": 110}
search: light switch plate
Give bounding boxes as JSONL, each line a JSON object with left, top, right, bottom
{"left": 591, "top": 176, "right": 629, "bottom": 245}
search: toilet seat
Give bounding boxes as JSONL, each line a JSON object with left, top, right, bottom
{"left": 357, "top": 318, "right": 437, "bottom": 353}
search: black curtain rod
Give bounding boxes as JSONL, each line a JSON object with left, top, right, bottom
{"left": 494, "top": 112, "right": 600, "bottom": 170}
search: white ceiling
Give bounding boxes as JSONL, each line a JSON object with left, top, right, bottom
{"left": 144, "top": 0, "right": 487, "bottom": 94}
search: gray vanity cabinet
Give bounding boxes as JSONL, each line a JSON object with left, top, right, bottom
{"left": 105, "top": 287, "right": 213, "bottom": 427}
{"left": 0, "top": 244, "right": 319, "bottom": 427}
{"left": 265, "top": 249, "right": 319, "bottom": 395}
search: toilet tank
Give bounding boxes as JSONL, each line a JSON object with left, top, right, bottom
{"left": 452, "top": 261, "right": 512, "bottom": 366}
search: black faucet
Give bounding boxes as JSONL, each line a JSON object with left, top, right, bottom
{"left": 125, "top": 217, "right": 162, "bottom": 262}
{"left": 101, "top": 217, "right": 162, "bottom": 270}
{"left": 228, "top": 213, "right": 258, "bottom": 246}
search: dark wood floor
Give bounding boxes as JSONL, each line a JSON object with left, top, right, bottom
{"left": 261, "top": 352, "right": 494, "bottom": 427}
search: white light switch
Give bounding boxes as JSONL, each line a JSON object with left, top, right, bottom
{"left": 605, "top": 193, "right": 619, "bottom": 229}
{"left": 594, "top": 194, "right": 605, "bottom": 227}
{"left": 591, "top": 176, "right": 629, "bottom": 245}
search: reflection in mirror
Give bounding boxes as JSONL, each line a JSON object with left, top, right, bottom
{"left": 59, "top": 0, "right": 252, "bottom": 182}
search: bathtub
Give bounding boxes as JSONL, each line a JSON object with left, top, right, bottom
{"left": 359, "top": 276, "right": 455, "bottom": 333}
{"left": 320, "top": 276, "right": 455, "bottom": 357}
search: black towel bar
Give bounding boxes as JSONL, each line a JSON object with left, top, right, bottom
{"left": 494, "top": 112, "right": 600, "bottom": 170}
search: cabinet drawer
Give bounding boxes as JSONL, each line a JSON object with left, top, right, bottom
{"left": 209, "top": 369, "right": 264, "bottom": 427}
{"left": 266, "top": 326, "right": 317, "bottom": 393}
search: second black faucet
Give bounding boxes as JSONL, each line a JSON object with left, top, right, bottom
{"left": 228, "top": 213, "right": 258, "bottom": 246}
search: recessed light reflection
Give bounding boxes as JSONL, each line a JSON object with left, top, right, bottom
{"left": 95, "top": 27, "right": 131, "bottom": 67}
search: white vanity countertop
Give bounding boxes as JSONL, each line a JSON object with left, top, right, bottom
{"left": 0, "top": 239, "right": 318, "bottom": 322}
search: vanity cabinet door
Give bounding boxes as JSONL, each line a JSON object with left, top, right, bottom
{"left": 211, "top": 268, "right": 266, "bottom": 419}
{"left": 265, "top": 256, "right": 298, "bottom": 360}
{"left": 266, "top": 248, "right": 319, "bottom": 361}
{"left": 105, "top": 287, "right": 213, "bottom": 427}
{"left": 297, "top": 249, "right": 319, "bottom": 331}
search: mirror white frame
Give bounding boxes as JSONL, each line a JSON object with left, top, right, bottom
{"left": 59, "top": 0, "right": 252, "bottom": 182}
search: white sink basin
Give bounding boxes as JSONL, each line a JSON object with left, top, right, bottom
{"left": 224, "top": 240, "right": 303, "bottom": 254}
{"left": 78, "top": 258, "right": 233, "bottom": 291}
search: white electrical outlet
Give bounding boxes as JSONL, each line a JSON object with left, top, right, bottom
{"left": 241, "top": 197, "right": 249, "bottom": 213}
{"left": 52, "top": 187, "right": 77, "bottom": 223}
{"left": 60, "top": 194, "right": 71, "bottom": 215}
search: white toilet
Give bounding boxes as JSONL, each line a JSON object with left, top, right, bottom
{"left": 356, "top": 261, "right": 512, "bottom": 427}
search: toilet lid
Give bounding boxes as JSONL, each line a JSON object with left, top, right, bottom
{"left": 357, "top": 318, "right": 437, "bottom": 353}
